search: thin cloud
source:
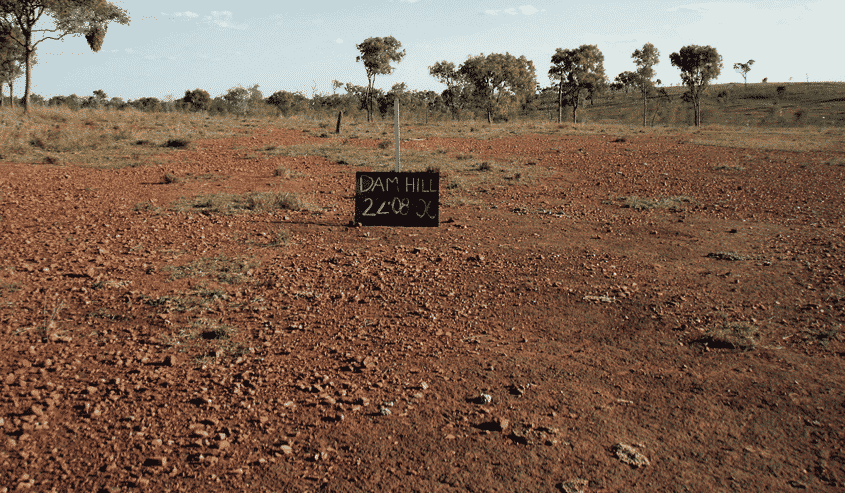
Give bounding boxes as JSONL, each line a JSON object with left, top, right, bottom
{"left": 163, "top": 11, "right": 199, "bottom": 20}
{"left": 486, "top": 5, "right": 539, "bottom": 15}
{"left": 204, "top": 11, "right": 247, "bottom": 30}
{"left": 336, "top": 38, "right": 344, "bottom": 44}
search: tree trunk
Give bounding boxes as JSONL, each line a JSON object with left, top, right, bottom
{"left": 557, "top": 82, "right": 563, "bottom": 123}
{"left": 335, "top": 110, "right": 343, "bottom": 134}
{"left": 642, "top": 90, "right": 647, "bottom": 126}
{"left": 572, "top": 103, "right": 577, "bottom": 124}
{"left": 24, "top": 39, "right": 33, "bottom": 114}
{"left": 486, "top": 107, "right": 492, "bottom": 124}
{"left": 693, "top": 95, "right": 701, "bottom": 127}
{"left": 365, "top": 78, "right": 374, "bottom": 123}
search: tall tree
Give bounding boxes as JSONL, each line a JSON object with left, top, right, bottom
{"left": 613, "top": 71, "right": 637, "bottom": 93}
{"left": 0, "top": 0, "right": 130, "bottom": 114}
{"left": 669, "top": 45, "right": 722, "bottom": 126}
{"left": 0, "top": 20, "right": 25, "bottom": 107}
{"left": 182, "top": 88, "right": 211, "bottom": 112}
{"left": 632, "top": 43, "right": 660, "bottom": 126}
{"left": 733, "top": 59, "right": 754, "bottom": 86}
{"left": 549, "top": 44, "right": 605, "bottom": 123}
{"left": 355, "top": 36, "right": 405, "bottom": 122}
{"left": 429, "top": 60, "right": 462, "bottom": 116}
{"left": 458, "top": 52, "right": 536, "bottom": 124}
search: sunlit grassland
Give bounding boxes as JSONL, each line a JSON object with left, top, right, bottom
{"left": 1, "top": 99, "right": 843, "bottom": 176}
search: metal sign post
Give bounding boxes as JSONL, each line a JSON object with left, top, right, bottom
{"left": 394, "top": 97, "right": 400, "bottom": 172}
{"left": 353, "top": 95, "right": 440, "bottom": 227}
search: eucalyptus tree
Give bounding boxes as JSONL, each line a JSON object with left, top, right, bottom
{"left": 0, "top": 20, "right": 25, "bottom": 106}
{"left": 458, "top": 52, "right": 536, "bottom": 124}
{"left": 549, "top": 44, "right": 605, "bottom": 123}
{"left": 355, "top": 36, "right": 405, "bottom": 122}
{"left": 733, "top": 59, "right": 754, "bottom": 86}
{"left": 670, "top": 45, "right": 722, "bottom": 126}
{"left": 0, "top": 0, "right": 129, "bottom": 113}
{"left": 632, "top": 43, "right": 660, "bottom": 126}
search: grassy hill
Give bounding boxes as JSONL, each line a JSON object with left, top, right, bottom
{"left": 570, "top": 81, "right": 845, "bottom": 128}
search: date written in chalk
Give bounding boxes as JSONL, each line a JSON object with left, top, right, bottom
{"left": 354, "top": 172, "right": 439, "bottom": 227}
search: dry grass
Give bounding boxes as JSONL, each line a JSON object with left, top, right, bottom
{"left": 698, "top": 321, "right": 759, "bottom": 350}
{"left": 0, "top": 106, "right": 272, "bottom": 168}
{"left": 172, "top": 190, "right": 311, "bottom": 215}
{"left": 616, "top": 195, "right": 696, "bottom": 211}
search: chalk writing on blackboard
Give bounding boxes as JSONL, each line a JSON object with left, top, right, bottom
{"left": 354, "top": 172, "right": 439, "bottom": 227}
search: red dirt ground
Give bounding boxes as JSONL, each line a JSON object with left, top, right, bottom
{"left": 1, "top": 126, "right": 844, "bottom": 492}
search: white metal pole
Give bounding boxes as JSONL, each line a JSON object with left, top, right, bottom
{"left": 394, "top": 97, "right": 400, "bottom": 173}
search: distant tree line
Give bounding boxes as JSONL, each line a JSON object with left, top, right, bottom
{"left": 3, "top": 18, "right": 738, "bottom": 127}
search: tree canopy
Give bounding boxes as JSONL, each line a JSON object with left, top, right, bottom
{"left": 670, "top": 44, "right": 722, "bottom": 126}
{"left": 549, "top": 44, "right": 606, "bottom": 123}
{"left": 0, "top": 20, "right": 25, "bottom": 106}
{"left": 457, "top": 52, "right": 536, "bottom": 123}
{"left": 632, "top": 42, "right": 660, "bottom": 126}
{"left": 355, "top": 36, "right": 405, "bottom": 122}
{"left": 0, "top": 0, "right": 130, "bottom": 113}
{"left": 733, "top": 59, "right": 754, "bottom": 85}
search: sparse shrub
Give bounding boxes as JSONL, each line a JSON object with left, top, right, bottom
{"left": 478, "top": 162, "right": 491, "bottom": 171}
{"left": 705, "top": 252, "right": 750, "bottom": 261}
{"left": 425, "top": 164, "right": 441, "bottom": 173}
{"left": 618, "top": 195, "right": 695, "bottom": 211}
{"left": 270, "top": 227, "right": 292, "bottom": 246}
{"left": 697, "top": 321, "right": 759, "bottom": 350}
{"left": 273, "top": 166, "right": 291, "bottom": 178}
{"left": 162, "top": 138, "right": 191, "bottom": 148}
{"left": 44, "top": 156, "right": 60, "bottom": 164}
{"left": 612, "top": 136, "right": 628, "bottom": 143}
{"left": 377, "top": 140, "right": 390, "bottom": 149}
{"left": 163, "top": 172, "right": 181, "bottom": 184}
{"left": 30, "top": 136, "right": 47, "bottom": 149}
{"left": 270, "top": 191, "right": 308, "bottom": 210}
{"left": 456, "top": 153, "right": 473, "bottom": 160}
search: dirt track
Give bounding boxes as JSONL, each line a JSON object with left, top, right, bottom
{"left": 1, "top": 126, "right": 844, "bottom": 491}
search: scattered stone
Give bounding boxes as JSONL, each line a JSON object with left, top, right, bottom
{"left": 479, "top": 393, "right": 492, "bottom": 404}
{"left": 614, "top": 443, "right": 650, "bottom": 467}
{"left": 560, "top": 478, "right": 589, "bottom": 493}
{"left": 379, "top": 406, "right": 392, "bottom": 416}
{"left": 279, "top": 445, "right": 293, "bottom": 455}
{"left": 143, "top": 456, "right": 167, "bottom": 467}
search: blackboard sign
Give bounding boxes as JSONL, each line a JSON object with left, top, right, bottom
{"left": 354, "top": 172, "right": 439, "bottom": 227}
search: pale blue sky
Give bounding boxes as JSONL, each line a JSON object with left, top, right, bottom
{"left": 15, "top": 0, "right": 842, "bottom": 101}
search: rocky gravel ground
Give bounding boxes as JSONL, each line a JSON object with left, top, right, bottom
{"left": 1, "top": 125, "right": 844, "bottom": 491}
